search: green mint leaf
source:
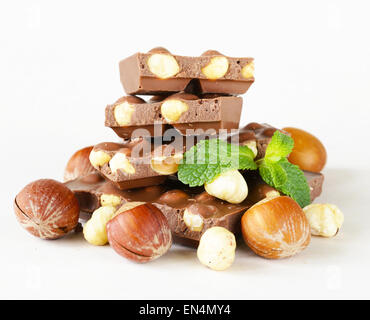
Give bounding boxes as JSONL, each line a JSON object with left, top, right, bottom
{"left": 277, "top": 159, "right": 311, "bottom": 207}
{"left": 259, "top": 160, "right": 287, "bottom": 188}
{"left": 178, "top": 139, "right": 257, "bottom": 187}
{"left": 265, "top": 130, "right": 294, "bottom": 162}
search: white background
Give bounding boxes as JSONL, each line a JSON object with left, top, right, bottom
{"left": 1, "top": 0, "right": 370, "bottom": 299}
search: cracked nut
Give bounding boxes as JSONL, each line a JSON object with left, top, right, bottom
{"left": 14, "top": 179, "right": 80, "bottom": 239}
{"left": 283, "top": 127, "right": 327, "bottom": 172}
{"left": 241, "top": 61, "right": 255, "bottom": 79}
{"left": 109, "top": 152, "right": 135, "bottom": 174}
{"left": 100, "top": 194, "right": 121, "bottom": 207}
{"left": 150, "top": 153, "right": 183, "bottom": 175}
{"left": 64, "top": 146, "right": 95, "bottom": 182}
{"left": 107, "top": 203, "right": 172, "bottom": 263}
{"left": 147, "top": 52, "right": 180, "bottom": 79}
{"left": 183, "top": 207, "right": 204, "bottom": 232}
{"left": 201, "top": 56, "right": 229, "bottom": 80}
{"left": 197, "top": 226, "right": 236, "bottom": 271}
{"left": 83, "top": 206, "right": 117, "bottom": 246}
{"left": 89, "top": 150, "right": 111, "bottom": 168}
{"left": 161, "top": 99, "right": 189, "bottom": 123}
{"left": 241, "top": 196, "right": 311, "bottom": 259}
{"left": 303, "top": 203, "right": 344, "bottom": 237}
{"left": 205, "top": 170, "right": 248, "bottom": 204}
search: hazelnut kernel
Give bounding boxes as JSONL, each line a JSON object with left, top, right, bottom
{"left": 150, "top": 153, "right": 183, "bottom": 175}
{"left": 205, "top": 170, "right": 248, "bottom": 204}
{"left": 114, "top": 102, "right": 135, "bottom": 126}
{"left": 201, "top": 56, "right": 229, "bottom": 80}
{"left": 89, "top": 150, "right": 111, "bottom": 168}
{"left": 242, "top": 140, "right": 258, "bottom": 158}
{"left": 100, "top": 194, "right": 121, "bottom": 207}
{"left": 183, "top": 208, "right": 204, "bottom": 232}
{"left": 147, "top": 53, "right": 180, "bottom": 79}
{"left": 83, "top": 206, "right": 117, "bottom": 246}
{"left": 241, "top": 61, "right": 255, "bottom": 79}
{"left": 109, "top": 152, "right": 135, "bottom": 174}
{"left": 161, "top": 99, "right": 189, "bottom": 123}
{"left": 197, "top": 227, "right": 236, "bottom": 271}
{"left": 303, "top": 203, "right": 344, "bottom": 237}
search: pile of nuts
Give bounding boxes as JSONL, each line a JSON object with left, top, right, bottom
{"left": 13, "top": 126, "right": 344, "bottom": 271}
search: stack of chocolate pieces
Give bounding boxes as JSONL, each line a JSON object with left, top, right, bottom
{"left": 66, "top": 48, "right": 324, "bottom": 245}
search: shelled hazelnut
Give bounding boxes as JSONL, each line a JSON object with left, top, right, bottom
{"left": 197, "top": 227, "right": 236, "bottom": 271}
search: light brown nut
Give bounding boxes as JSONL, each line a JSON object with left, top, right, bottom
{"left": 89, "top": 150, "right": 111, "bottom": 168}
{"left": 161, "top": 99, "right": 189, "bottom": 123}
{"left": 147, "top": 53, "right": 180, "bottom": 79}
{"left": 100, "top": 194, "right": 122, "bottom": 207}
{"left": 303, "top": 203, "right": 344, "bottom": 237}
{"left": 201, "top": 56, "right": 229, "bottom": 79}
{"left": 241, "top": 61, "right": 255, "bottom": 79}
{"left": 197, "top": 227, "right": 236, "bottom": 271}
{"left": 109, "top": 152, "right": 135, "bottom": 174}
{"left": 183, "top": 208, "right": 204, "bottom": 232}
{"left": 150, "top": 153, "right": 183, "bottom": 175}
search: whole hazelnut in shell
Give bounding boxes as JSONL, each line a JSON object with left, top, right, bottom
{"left": 107, "top": 203, "right": 172, "bottom": 263}
{"left": 14, "top": 179, "right": 80, "bottom": 239}
{"left": 283, "top": 127, "right": 327, "bottom": 173}
{"left": 64, "top": 146, "right": 96, "bottom": 181}
{"left": 241, "top": 196, "right": 311, "bottom": 259}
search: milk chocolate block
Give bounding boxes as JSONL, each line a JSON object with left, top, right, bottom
{"left": 91, "top": 123, "right": 285, "bottom": 190}
{"left": 65, "top": 171, "right": 324, "bottom": 243}
{"left": 89, "top": 139, "right": 183, "bottom": 190}
{"left": 105, "top": 93, "right": 243, "bottom": 139}
{"left": 119, "top": 48, "right": 254, "bottom": 95}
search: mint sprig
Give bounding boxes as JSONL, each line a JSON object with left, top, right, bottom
{"left": 178, "top": 139, "right": 257, "bottom": 187}
{"left": 177, "top": 130, "right": 311, "bottom": 207}
{"left": 258, "top": 131, "right": 311, "bottom": 207}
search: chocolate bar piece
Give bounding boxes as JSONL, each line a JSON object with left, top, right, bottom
{"left": 65, "top": 171, "right": 324, "bottom": 243}
{"left": 91, "top": 123, "right": 285, "bottom": 190}
{"left": 105, "top": 93, "right": 243, "bottom": 139}
{"left": 89, "top": 139, "right": 178, "bottom": 190}
{"left": 119, "top": 48, "right": 254, "bottom": 95}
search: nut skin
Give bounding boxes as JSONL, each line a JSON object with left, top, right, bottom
{"left": 107, "top": 203, "right": 172, "bottom": 263}
{"left": 158, "top": 190, "right": 190, "bottom": 206}
{"left": 201, "top": 56, "right": 229, "bottom": 80}
{"left": 205, "top": 170, "right": 248, "bottom": 204}
{"left": 14, "top": 179, "right": 80, "bottom": 239}
{"left": 64, "top": 146, "right": 96, "bottom": 182}
{"left": 303, "top": 203, "right": 344, "bottom": 237}
{"left": 241, "top": 61, "right": 255, "bottom": 79}
{"left": 147, "top": 50, "right": 180, "bottom": 79}
{"left": 89, "top": 150, "right": 111, "bottom": 168}
{"left": 197, "top": 226, "right": 236, "bottom": 271}
{"left": 83, "top": 206, "right": 117, "bottom": 246}
{"left": 109, "top": 152, "right": 135, "bottom": 174}
{"left": 283, "top": 127, "right": 327, "bottom": 172}
{"left": 241, "top": 196, "right": 311, "bottom": 259}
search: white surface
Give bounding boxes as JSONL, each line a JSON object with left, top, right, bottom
{"left": 1, "top": 0, "right": 370, "bottom": 299}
